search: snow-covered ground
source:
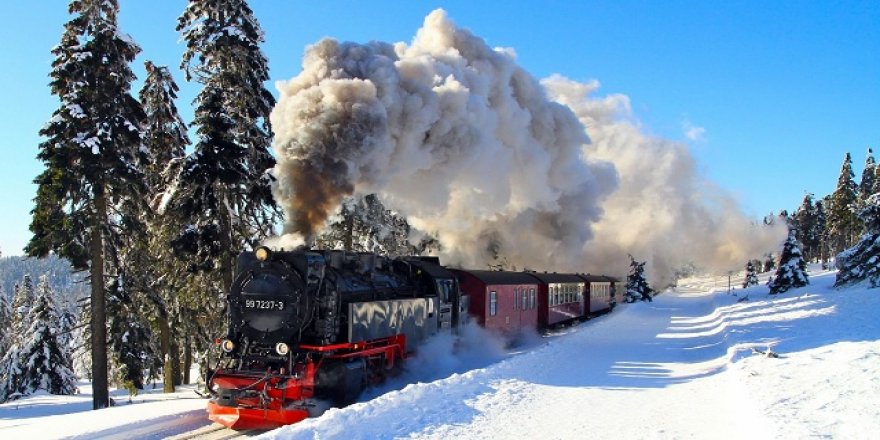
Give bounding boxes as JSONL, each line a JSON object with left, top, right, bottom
{"left": 0, "top": 382, "right": 208, "bottom": 439}
{"left": 3, "top": 267, "right": 879, "bottom": 439}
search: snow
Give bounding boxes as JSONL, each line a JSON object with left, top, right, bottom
{"left": 0, "top": 383, "right": 208, "bottom": 439}
{"left": 2, "top": 266, "right": 879, "bottom": 439}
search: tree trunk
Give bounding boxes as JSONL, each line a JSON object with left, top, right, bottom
{"left": 90, "top": 189, "right": 109, "bottom": 409}
{"left": 170, "top": 336, "right": 182, "bottom": 386}
{"left": 158, "top": 314, "right": 174, "bottom": 393}
{"left": 183, "top": 336, "right": 192, "bottom": 385}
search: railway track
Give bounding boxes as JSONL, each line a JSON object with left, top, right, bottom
{"left": 166, "top": 423, "right": 268, "bottom": 440}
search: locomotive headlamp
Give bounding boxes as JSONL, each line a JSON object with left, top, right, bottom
{"left": 220, "top": 339, "right": 235, "bottom": 353}
{"left": 275, "top": 342, "right": 290, "bottom": 356}
{"left": 255, "top": 246, "right": 271, "bottom": 262}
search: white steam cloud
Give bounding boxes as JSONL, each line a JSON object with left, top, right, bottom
{"left": 270, "top": 9, "right": 616, "bottom": 272}
{"left": 542, "top": 76, "right": 787, "bottom": 285}
{"left": 268, "top": 9, "right": 786, "bottom": 284}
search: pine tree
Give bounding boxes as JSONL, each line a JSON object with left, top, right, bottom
{"left": 10, "top": 275, "right": 35, "bottom": 335}
{"left": 835, "top": 193, "right": 880, "bottom": 287}
{"left": 27, "top": 0, "right": 146, "bottom": 409}
{"left": 0, "top": 276, "right": 78, "bottom": 402}
{"left": 106, "top": 277, "right": 155, "bottom": 397}
{"left": 816, "top": 197, "right": 830, "bottom": 262}
{"left": 625, "top": 256, "right": 654, "bottom": 303}
{"left": 140, "top": 61, "right": 188, "bottom": 204}
{"left": 0, "top": 286, "right": 10, "bottom": 356}
{"left": 173, "top": 0, "right": 279, "bottom": 291}
{"left": 792, "top": 193, "right": 821, "bottom": 262}
{"left": 742, "top": 261, "right": 759, "bottom": 288}
{"left": 139, "top": 60, "right": 190, "bottom": 393}
{"left": 826, "top": 153, "right": 860, "bottom": 256}
{"left": 860, "top": 148, "right": 876, "bottom": 201}
{"left": 872, "top": 157, "right": 880, "bottom": 196}
{"left": 768, "top": 230, "right": 810, "bottom": 294}
{"left": 316, "top": 194, "right": 415, "bottom": 256}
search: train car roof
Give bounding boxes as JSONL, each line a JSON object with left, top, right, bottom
{"left": 452, "top": 269, "right": 540, "bottom": 285}
{"left": 524, "top": 272, "right": 586, "bottom": 284}
{"left": 578, "top": 274, "right": 620, "bottom": 283}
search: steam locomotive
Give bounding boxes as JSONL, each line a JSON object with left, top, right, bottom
{"left": 206, "top": 246, "right": 466, "bottom": 430}
{"left": 206, "top": 246, "right": 618, "bottom": 430}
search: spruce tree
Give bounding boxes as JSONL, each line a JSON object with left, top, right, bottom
{"left": 826, "top": 153, "right": 860, "bottom": 256}
{"left": 792, "top": 194, "right": 821, "bottom": 262}
{"left": 139, "top": 61, "right": 190, "bottom": 393}
{"left": 0, "top": 286, "right": 10, "bottom": 357}
{"left": 742, "top": 261, "right": 759, "bottom": 288}
{"left": 835, "top": 193, "right": 880, "bottom": 287}
{"left": 816, "top": 197, "right": 830, "bottom": 262}
{"left": 860, "top": 148, "right": 876, "bottom": 201}
{"left": 873, "top": 158, "right": 880, "bottom": 196}
{"left": 768, "top": 230, "right": 810, "bottom": 294}
{"left": 10, "top": 275, "right": 34, "bottom": 334}
{"left": 625, "top": 256, "right": 654, "bottom": 303}
{"left": 0, "top": 276, "right": 77, "bottom": 402}
{"left": 140, "top": 61, "right": 188, "bottom": 203}
{"left": 27, "top": 0, "right": 146, "bottom": 409}
{"left": 316, "top": 194, "right": 415, "bottom": 256}
{"left": 106, "top": 277, "right": 155, "bottom": 396}
{"left": 173, "top": 0, "right": 279, "bottom": 291}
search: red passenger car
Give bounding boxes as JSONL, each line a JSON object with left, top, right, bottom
{"left": 525, "top": 273, "right": 586, "bottom": 327}
{"left": 453, "top": 270, "right": 539, "bottom": 337}
{"left": 579, "top": 274, "right": 616, "bottom": 315}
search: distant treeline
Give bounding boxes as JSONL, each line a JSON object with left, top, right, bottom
{"left": 0, "top": 255, "right": 87, "bottom": 301}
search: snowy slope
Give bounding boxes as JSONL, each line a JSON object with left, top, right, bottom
{"left": 2, "top": 268, "right": 878, "bottom": 439}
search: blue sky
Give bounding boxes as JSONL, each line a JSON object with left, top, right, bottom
{"left": 1, "top": 0, "right": 878, "bottom": 256}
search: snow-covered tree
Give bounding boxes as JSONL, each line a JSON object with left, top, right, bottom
{"left": 859, "top": 148, "right": 876, "bottom": 202}
{"left": 172, "top": 0, "right": 279, "bottom": 290}
{"left": 0, "top": 286, "right": 10, "bottom": 356}
{"left": 816, "top": 197, "right": 830, "bottom": 262}
{"left": 10, "top": 275, "right": 35, "bottom": 335}
{"left": 140, "top": 61, "right": 188, "bottom": 203}
{"left": 316, "top": 194, "right": 415, "bottom": 257}
{"left": 742, "top": 261, "right": 759, "bottom": 288}
{"left": 768, "top": 230, "right": 810, "bottom": 294}
{"left": 872, "top": 157, "right": 880, "bottom": 196}
{"left": 106, "top": 277, "right": 156, "bottom": 397}
{"left": 27, "top": 0, "right": 147, "bottom": 409}
{"left": 625, "top": 256, "right": 654, "bottom": 303}
{"left": 826, "top": 153, "right": 860, "bottom": 256}
{"left": 792, "top": 193, "right": 822, "bottom": 262}
{"left": 137, "top": 60, "right": 192, "bottom": 393}
{"left": 0, "top": 276, "right": 77, "bottom": 402}
{"left": 835, "top": 193, "right": 880, "bottom": 287}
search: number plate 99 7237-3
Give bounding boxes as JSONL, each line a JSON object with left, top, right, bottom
{"left": 244, "top": 299, "right": 284, "bottom": 311}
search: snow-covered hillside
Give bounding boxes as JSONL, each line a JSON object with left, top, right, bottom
{"left": 2, "top": 267, "right": 878, "bottom": 439}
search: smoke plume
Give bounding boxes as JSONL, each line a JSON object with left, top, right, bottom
{"left": 269, "top": 9, "right": 786, "bottom": 284}
{"left": 542, "top": 76, "right": 787, "bottom": 285}
{"left": 270, "top": 9, "right": 617, "bottom": 270}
